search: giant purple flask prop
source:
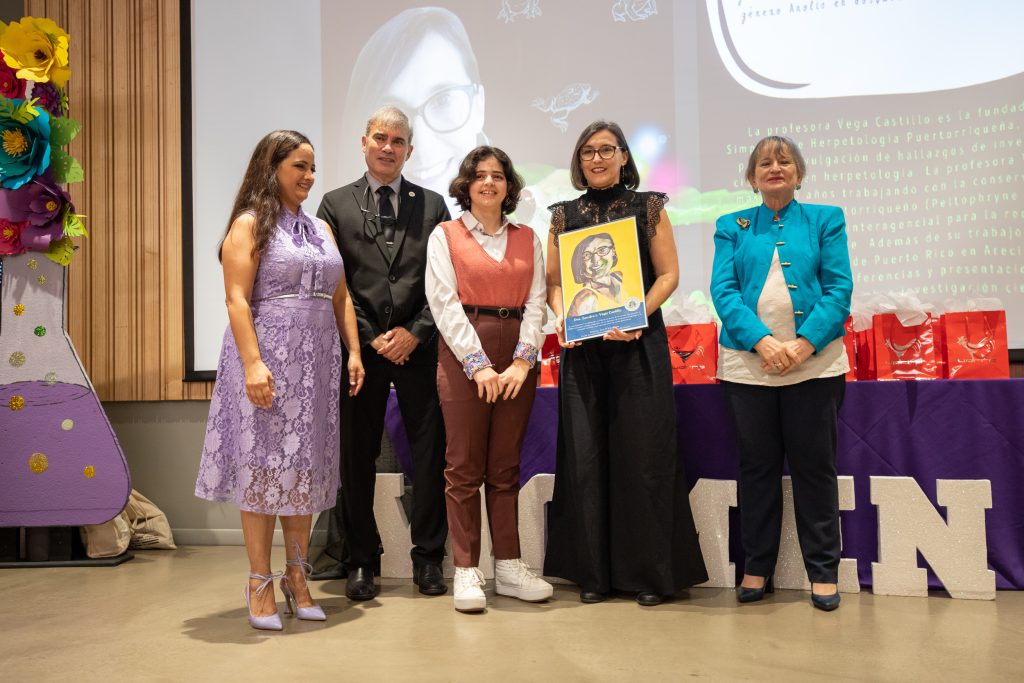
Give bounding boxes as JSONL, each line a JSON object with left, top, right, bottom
{"left": 0, "top": 253, "right": 131, "bottom": 525}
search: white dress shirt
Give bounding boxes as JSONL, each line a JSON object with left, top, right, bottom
{"left": 425, "top": 212, "right": 547, "bottom": 377}
{"left": 364, "top": 173, "right": 401, "bottom": 215}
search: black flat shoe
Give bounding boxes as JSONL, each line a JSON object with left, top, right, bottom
{"left": 579, "top": 590, "right": 608, "bottom": 604}
{"left": 309, "top": 561, "right": 347, "bottom": 581}
{"left": 413, "top": 562, "right": 448, "bottom": 596}
{"left": 811, "top": 590, "right": 841, "bottom": 611}
{"left": 346, "top": 566, "right": 379, "bottom": 601}
{"left": 636, "top": 592, "right": 663, "bottom": 607}
{"left": 737, "top": 576, "right": 774, "bottom": 604}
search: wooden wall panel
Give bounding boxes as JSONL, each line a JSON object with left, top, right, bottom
{"left": 24, "top": 0, "right": 213, "bottom": 400}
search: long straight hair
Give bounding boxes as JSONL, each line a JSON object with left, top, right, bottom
{"left": 218, "top": 130, "right": 312, "bottom": 262}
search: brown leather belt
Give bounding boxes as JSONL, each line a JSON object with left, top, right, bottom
{"left": 462, "top": 305, "right": 523, "bottom": 320}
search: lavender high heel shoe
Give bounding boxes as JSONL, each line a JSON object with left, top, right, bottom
{"left": 281, "top": 545, "right": 326, "bottom": 621}
{"left": 244, "top": 572, "right": 284, "bottom": 631}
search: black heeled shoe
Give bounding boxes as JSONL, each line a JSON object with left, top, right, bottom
{"left": 636, "top": 592, "right": 663, "bottom": 607}
{"left": 811, "top": 589, "right": 841, "bottom": 611}
{"left": 737, "top": 576, "right": 774, "bottom": 604}
{"left": 580, "top": 590, "right": 608, "bottom": 604}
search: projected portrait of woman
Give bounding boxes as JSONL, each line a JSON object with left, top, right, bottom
{"left": 567, "top": 232, "right": 623, "bottom": 316}
{"left": 343, "top": 8, "right": 486, "bottom": 211}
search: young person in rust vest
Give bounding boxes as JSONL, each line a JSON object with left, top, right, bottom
{"left": 425, "top": 146, "right": 553, "bottom": 612}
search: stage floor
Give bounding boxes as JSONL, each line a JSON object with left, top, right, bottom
{"left": 5, "top": 546, "right": 1021, "bottom": 681}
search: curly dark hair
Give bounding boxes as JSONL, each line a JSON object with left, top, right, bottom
{"left": 218, "top": 130, "right": 312, "bottom": 262}
{"left": 569, "top": 120, "right": 639, "bottom": 191}
{"left": 448, "top": 145, "right": 524, "bottom": 215}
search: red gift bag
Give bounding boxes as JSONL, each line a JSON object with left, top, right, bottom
{"left": 941, "top": 310, "right": 1010, "bottom": 379}
{"left": 666, "top": 323, "right": 718, "bottom": 384}
{"left": 872, "top": 313, "right": 940, "bottom": 381}
{"left": 539, "top": 334, "right": 561, "bottom": 387}
{"left": 842, "top": 317, "right": 857, "bottom": 381}
{"left": 855, "top": 328, "right": 876, "bottom": 380}
{"left": 932, "top": 317, "right": 948, "bottom": 379}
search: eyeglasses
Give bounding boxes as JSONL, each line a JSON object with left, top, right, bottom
{"left": 406, "top": 84, "right": 480, "bottom": 134}
{"left": 579, "top": 145, "right": 622, "bottom": 161}
{"left": 583, "top": 245, "right": 614, "bottom": 261}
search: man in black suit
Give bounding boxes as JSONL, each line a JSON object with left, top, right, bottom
{"left": 316, "top": 107, "right": 450, "bottom": 599}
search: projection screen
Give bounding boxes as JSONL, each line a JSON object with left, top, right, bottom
{"left": 186, "top": 0, "right": 1024, "bottom": 377}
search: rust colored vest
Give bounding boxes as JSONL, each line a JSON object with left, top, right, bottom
{"left": 439, "top": 218, "right": 534, "bottom": 308}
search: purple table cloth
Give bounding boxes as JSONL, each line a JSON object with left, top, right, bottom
{"left": 386, "top": 379, "right": 1024, "bottom": 589}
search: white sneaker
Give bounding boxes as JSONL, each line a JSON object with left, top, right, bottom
{"left": 453, "top": 567, "right": 486, "bottom": 612}
{"left": 495, "top": 558, "right": 553, "bottom": 602}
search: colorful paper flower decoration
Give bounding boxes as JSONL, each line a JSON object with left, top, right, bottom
{"left": 0, "top": 169, "right": 83, "bottom": 251}
{"left": 0, "top": 97, "right": 51, "bottom": 189}
{"left": 0, "top": 17, "right": 83, "bottom": 265}
{"left": 0, "top": 169, "right": 70, "bottom": 223}
{"left": 0, "top": 18, "right": 70, "bottom": 88}
{"left": 30, "top": 81, "right": 63, "bottom": 117}
{"left": 0, "top": 56, "right": 26, "bottom": 99}
{"left": 0, "top": 216, "right": 25, "bottom": 255}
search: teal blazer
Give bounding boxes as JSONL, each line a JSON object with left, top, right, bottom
{"left": 710, "top": 200, "right": 853, "bottom": 353}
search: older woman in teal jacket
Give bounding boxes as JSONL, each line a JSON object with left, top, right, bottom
{"left": 711, "top": 135, "right": 852, "bottom": 611}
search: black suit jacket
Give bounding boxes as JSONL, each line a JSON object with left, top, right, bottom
{"left": 317, "top": 175, "right": 451, "bottom": 365}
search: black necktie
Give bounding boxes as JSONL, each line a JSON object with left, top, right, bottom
{"left": 377, "top": 185, "right": 396, "bottom": 244}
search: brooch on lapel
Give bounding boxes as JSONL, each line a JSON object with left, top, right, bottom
{"left": 736, "top": 217, "right": 750, "bottom": 229}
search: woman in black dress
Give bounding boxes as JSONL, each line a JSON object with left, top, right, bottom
{"left": 543, "top": 121, "right": 708, "bottom": 605}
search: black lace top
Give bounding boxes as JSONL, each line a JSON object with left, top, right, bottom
{"left": 548, "top": 184, "right": 666, "bottom": 247}
{"left": 549, "top": 184, "right": 668, "bottom": 311}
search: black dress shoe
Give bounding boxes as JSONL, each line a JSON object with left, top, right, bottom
{"left": 737, "top": 576, "right": 774, "bottom": 604}
{"left": 636, "top": 592, "right": 663, "bottom": 607}
{"left": 811, "top": 590, "right": 841, "bottom": 611}
{"left": 413, "top": 563, "right": 448, "bottom": 596}
{"left": 346, "top": 566, "right": 379, "bottom": 601}
{"left": 309, "top": 562, "right": 347, "bottom": 581}
{"left": 579, "top": 590, "right": 608, "bottom": 604}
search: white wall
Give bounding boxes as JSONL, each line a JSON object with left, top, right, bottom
{"left": 104, "top": 401, "right": 243, "bottom": 544}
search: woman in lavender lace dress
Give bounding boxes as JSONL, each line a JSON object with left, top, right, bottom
{"left": 195, "top": 130, "right": 365, "bottom": 630}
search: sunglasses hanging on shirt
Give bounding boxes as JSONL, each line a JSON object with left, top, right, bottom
{"left": 359, "top": 183, "right": 398, "bottom": 245}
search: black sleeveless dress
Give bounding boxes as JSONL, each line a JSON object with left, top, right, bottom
{"left": 543, "top": 184, "right": 708, "bottom": 595}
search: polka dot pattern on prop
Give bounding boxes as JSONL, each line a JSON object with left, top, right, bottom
{"left": 29, "top": 453, "right": 48, "bottom": 474}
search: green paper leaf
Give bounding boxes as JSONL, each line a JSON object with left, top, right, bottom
{"left": 45, "top": 236, "right": 75, "bottom": 266}
{"left": 51, "top": 148, "right": 84, "bottom": 183}
{"left": 0, "top": 97, "right": 40, "bottom": 124}
{"left": 63, "top": 210, "right": 88, "bottom": 238}
{"left": 49, "top": 116, "right": 81, "bottom": 147}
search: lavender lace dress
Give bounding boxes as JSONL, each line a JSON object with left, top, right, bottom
{"left": 195, "top": 208, "right": 343, "bottom": 515}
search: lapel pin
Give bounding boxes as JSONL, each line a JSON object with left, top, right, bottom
{"left": 408, "top": 191, "right": 416, "bottom": 197}
{"left": 737, "top": 217, "right": 750, "bottom": 229}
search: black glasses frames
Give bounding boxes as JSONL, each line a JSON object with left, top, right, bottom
{"left": 579, "top": 145, "right": 623, "bottom": 161}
